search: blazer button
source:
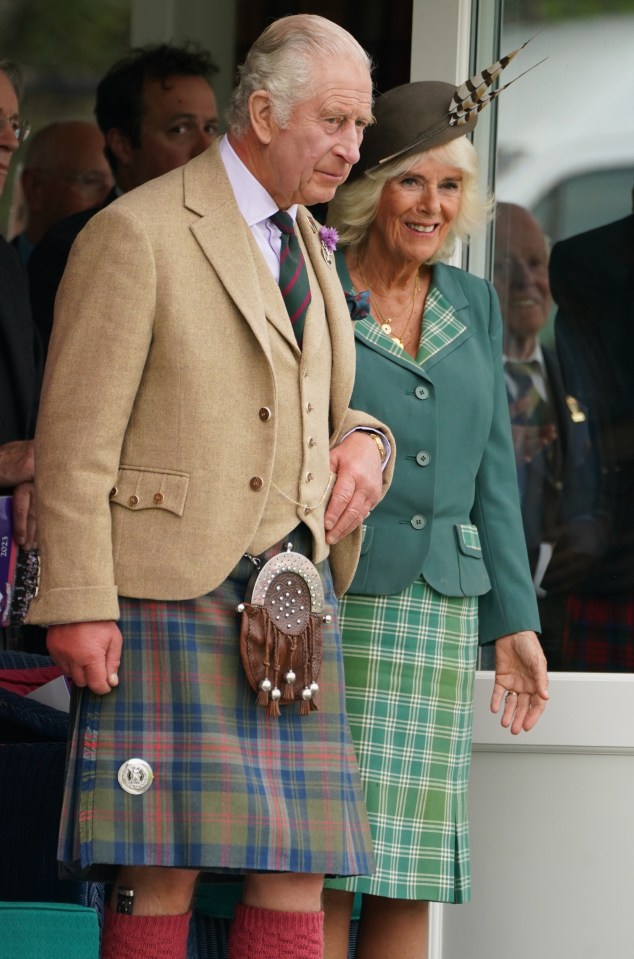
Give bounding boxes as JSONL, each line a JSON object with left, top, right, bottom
{"left": 129, "top": 495, "right": 139, "bottom": 507}
{"left": 415, "top": 385, "right": 429, "bottom": 400}
{"left": 306, "top": 472, "right": 314, "bottom": 482}
{"left": 308, "top": 437, "right": 316, "bottom": 448}
{"left": 410, "top": 514, "right": 426, "bottom": 529}
{"left": 153, "top": 492, "right": 165, "bottom": 504}
{"left": 306, "top": 402, "right": 313, "bottom": 413}
{"left": 110, "top": 486, "right": 118, "bottom": 498}
{"left": 259, "top": 407, "right": 272, "bottom": 421}
{"left": 415, "top": 450, "right": 431, "bottom": 467}
{"left": 250, "top": 476, "right": 264, "bottom": 491}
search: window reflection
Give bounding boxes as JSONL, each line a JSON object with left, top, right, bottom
{"left": 484, "top": 2, "right": 634, "bottom": 672}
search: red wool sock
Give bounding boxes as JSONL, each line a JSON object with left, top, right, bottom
{"left": 228, "top": 903, "right": 324, "bottom": 959}
{"left": 101, "top": 905, "right": 192, "bottom": 959}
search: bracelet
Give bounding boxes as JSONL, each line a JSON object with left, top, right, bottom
{"left": 368, "top": 432, "right": 386, "bottom": 463}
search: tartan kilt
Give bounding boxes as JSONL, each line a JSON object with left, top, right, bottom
{"left": 562, "top": 591, "right": 634, "bottom": 671}
{"left": 325, "top": 579, "right": 478, "bottom": 903}
{"left": 58, "top": 527, "right": 374, "bottom": 880}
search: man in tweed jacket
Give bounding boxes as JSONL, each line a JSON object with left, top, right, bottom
{"left": 27, "top": 15, "right": 393, "bottom": 959}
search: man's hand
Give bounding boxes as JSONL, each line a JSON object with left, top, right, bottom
{"left": 0, "top": 439, "right": 34, "bottom": 487}
{"left": 12, "top": 481, "right": 37, "bottom": 549}
{"left": 47, "top": 620, "right": 122, "bottom": 695}
{"left": 325, "top": 431, "right": 384, "bottom": 545}
{"left": 490, "top": 630, "right": 549, "bottom": 734}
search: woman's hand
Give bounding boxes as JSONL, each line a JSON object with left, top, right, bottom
{"left": 490, "top": 631, "right": 549, "bottom": 734}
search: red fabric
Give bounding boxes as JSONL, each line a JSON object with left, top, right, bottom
{"left": 562, "top": 592, "right": 634, "bottom": 671}
{"left": 0, "top": 664, "right": 62, "bottom": 695}
{"left": 101, "top": 905, "right": 192, "bottom": 959}
{"left": 228, "top": 903, "right": 324, "bottom": 959}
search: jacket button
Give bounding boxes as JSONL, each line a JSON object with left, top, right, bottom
{"left": 129, "top": 495, "right": 139, "bottom": 507}
{"left": 306, "top": 472, "right": 314, "bottom": 482}
{"left": 306, "top": 402, "right": 313, "bottom": 413}
{"left": 415, "top": 385, "right": 429, "bottom": 400}
{"left": 308, "top": 437, "right": 316, "bottom": 448}
{"left": 153, "top": 492, "right": 164, "bottom": 504}
{"left": 110, "top": 486, "right": 118, "bottom": 498}
{"left": 410, "top": 514, "right": 426, "bottom": 529}
{"left": 259, "top": 407, "right": 272, "bottom": 421}
{"left": 250, "top": 476, "right": 264, "bottom": 491}
{"left": 415, "top": 450, "right": 431, "bottom": 467}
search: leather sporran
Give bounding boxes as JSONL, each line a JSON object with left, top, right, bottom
{"left": 238, "top": 544, "right": 329, "bottom": 717}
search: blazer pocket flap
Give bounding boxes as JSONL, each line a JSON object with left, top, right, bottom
{"left": 455, "top": 523, "right": 482, "bottom": 558}
{"left": 110, "top": 467, "right": 190, "bottom": 516}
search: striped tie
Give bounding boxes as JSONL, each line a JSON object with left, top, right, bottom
{"left": 270, "top": 211, "right": 311, "bottom": 347}
{"left": 506, "top": 359, "right": 546, "bottom": 424}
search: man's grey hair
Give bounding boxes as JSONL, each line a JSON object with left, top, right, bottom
{"left": 228, "top": 14, "right": 372, "bottom": 138}
{"left": 0, "top": 59, "right": 23, "bottom": 101}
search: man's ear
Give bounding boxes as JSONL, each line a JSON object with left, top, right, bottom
{"left": 106, "top": 128, "right": 133, "bottom": 167}
{"left": 248, "top": 90, "right": 275, "bottom": 144}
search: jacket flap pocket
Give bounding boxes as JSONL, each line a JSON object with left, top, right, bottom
{"left": 455, "top": 523, "right": 482, "bottom": 558}
{"left": 110, "top": 466, "right": 190, "bottom": 516}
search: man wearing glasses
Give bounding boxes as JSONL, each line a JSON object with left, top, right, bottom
{"left": 0, "top": 59, "right": 38, "bottom": 558}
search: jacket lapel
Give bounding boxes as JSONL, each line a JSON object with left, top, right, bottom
{"left": 184, "top": 146, "right": 275, "bottom": 359}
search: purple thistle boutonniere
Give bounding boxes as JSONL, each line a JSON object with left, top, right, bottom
{"left": 318, "top": 226, "right": 339, "bottom": 265}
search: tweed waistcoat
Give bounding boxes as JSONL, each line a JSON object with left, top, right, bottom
{"left": 247, "top": 230, "right": 334, "bottom": 561}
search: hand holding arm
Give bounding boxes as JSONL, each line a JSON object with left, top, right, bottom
{"left": 47, "top": 620, "right": 122, "bottom": 696}
{"left": 325, "top": 431, "right": 384, "bottom": 545}
{"left": 490, "top": 631, "right": 549, "bottom": 734}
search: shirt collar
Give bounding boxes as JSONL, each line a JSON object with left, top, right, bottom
{"left": 218, "top": 135, "right": 298, "bottom": 228}
{"left": 503, "top": 341, "right": 545, "bottom": 369}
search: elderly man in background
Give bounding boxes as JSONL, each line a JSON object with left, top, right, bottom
{"left": 27, "top": 14, "right": 392, "bottom": 959}
{"left": 11, "top": 120, "right": 113, "bottom": 265}
{"left": 0, "top": 59, "right": 38, "bottom": 559}
{"left": 492, "top": 202, "right": 596, "bottom": 670}
{"left": 28, "top": 41, "right": 219, "bottom": 358}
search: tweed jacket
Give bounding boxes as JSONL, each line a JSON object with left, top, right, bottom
{"left": 338, "top": 256, "right": 540, "bottom": 644}
{"left": 27, "top": 145, "right": 392, "bottom": 627}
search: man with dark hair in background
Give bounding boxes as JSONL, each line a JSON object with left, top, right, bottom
{"left": 28, "top": 41, "right": 219, "bottom": 357}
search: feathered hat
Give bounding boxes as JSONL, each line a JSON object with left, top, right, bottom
{"left": 349, "top": 40, "right": 539, "bottom": 181}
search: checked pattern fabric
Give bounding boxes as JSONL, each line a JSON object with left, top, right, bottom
{"left": 271, "top": 210, "right": 311, "bottom": 346}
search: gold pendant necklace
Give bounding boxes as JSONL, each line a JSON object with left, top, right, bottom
{"left": 358, "top": 261, "right": 420, "bottom": 349}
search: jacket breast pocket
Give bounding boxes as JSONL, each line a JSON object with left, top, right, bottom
{"left": 454, "top": 523, "right": 491, "bottom": 596}
{"left": 109, "top": 466, "right": 190, "bottom": 516}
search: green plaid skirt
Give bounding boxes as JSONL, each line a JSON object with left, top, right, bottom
{"left": 57, "top": 528, "right": 374, "bottom": 881}
{"left": 325, "top": 579, "right": 478, "bottom": 903}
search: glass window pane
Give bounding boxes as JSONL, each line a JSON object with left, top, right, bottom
{"left": 486, "top": 1, "right": 634, "bottom": 673}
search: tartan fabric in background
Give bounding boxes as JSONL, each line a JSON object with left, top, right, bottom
{"left": 58, "top": 527, "right": 374, "bottom": 881}
{"left": 561, "top": 592, "right": 634, "bottom": 671}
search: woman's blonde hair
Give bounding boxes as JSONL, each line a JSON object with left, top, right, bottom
{"left": 328, "top": 135, "right": 493, "bottom": 263}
